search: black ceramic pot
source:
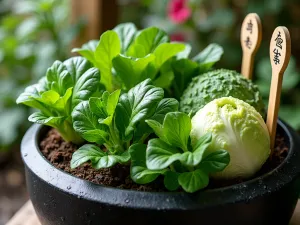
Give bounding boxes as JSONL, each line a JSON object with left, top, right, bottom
{"left": 21, "top": 120, "right": 300, "bottom": 225}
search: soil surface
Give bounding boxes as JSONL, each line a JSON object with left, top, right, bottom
{"left": 40, "top": 128, "right": 289, "bottom": 192}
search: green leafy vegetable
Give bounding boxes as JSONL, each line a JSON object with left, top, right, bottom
{"left": 71, "top": 79, "right": 178, "bottom": 169}
{"left": 193, "top": 43, "right": 224, "bottom": 72}
{"left": 71, "top": 144, "right": 130, "bottom": 169}
{"left": 199, "top": 150, "right": 230, "bottom": 173}
{"left": 75, "top": 23, "right": 221, "bottom": 96}
{"left": 16, "top": 57, "right": 99, "bottom": 144}
{"left": 127, "top": 27, "right": 169, "bottom": 57}
{"left": 112, "top": 54, "right": 155, "bottom": 90}
{"left": 130, "top": 111, "right": 230, "bottom": 193}
{"left": 113, "top": 23, "right": 137, "bottom": 53}
{"left": 94, "top": 31, "right": 121, "bottom": 92}
{"left": 115, "top": 79, "right": 164, "bottom": 139}
{"left": 72, "top": 40, "right": 99, "bottom": 65}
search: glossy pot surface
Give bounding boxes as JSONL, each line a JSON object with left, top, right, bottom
{"left": 21, "top": 120, "right": 300, "bottom": 225}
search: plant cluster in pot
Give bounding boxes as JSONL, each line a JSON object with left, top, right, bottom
{"left": 17, "top": 22, "right": 300, "bottom": 225}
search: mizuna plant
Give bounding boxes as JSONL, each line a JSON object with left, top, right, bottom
{"left": 16, "top": 57, "right": 100, "bottom": 144}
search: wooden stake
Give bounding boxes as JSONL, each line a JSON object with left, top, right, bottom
{"left": 71, "top": 0, "right": 118, "bottom": 48}
{"left": 266, "top": 26, "right": 291, "bottom": 151}
{"left": 240, "top": 13, "right": 262, "bottom": 79}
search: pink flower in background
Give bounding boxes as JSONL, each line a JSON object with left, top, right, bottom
{"left": 168, "top": 0, "right": 191, "bottom": 24}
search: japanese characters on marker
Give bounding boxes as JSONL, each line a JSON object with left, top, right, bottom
{"left": 244, "top": 20, "right": 253, "bottom": 49}
{"left": 273, "top": 31, "right": 283, "bottom": 65}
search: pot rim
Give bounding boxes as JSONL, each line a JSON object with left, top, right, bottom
{"left": 21, "top": 120, "right": 300, "bottom": 210}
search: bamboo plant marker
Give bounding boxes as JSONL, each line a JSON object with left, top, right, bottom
{"left": 240, "top": 13, "right": 262, "bottom": 79}
{"left": 267, "top": 26, "right": 291, "bottom": 151}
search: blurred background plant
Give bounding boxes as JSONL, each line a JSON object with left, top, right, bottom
{"left": 0, "top": 0, "right": 83, "bottom": 223}
{"left": 0, "top": 0, "right": 83, "bottom": 154}
{"left": 119, "top": 0, "right": 300, "bottom": 131}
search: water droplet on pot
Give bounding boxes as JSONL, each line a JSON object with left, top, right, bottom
{"left": 263, "top": 185, "right": 267, "bottom": 189}
{"left": 24, "top": 153, "right": 28, "bottom": 157}
{"left": 125, "top": 199, "right": 130, "bottom": 203}
{"left": 60, "top": 217, "right": 65, "bottom": 221}
{"left": 67, "top": 185, "right": 71, "bottom": 190}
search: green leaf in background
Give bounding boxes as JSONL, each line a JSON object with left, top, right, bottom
{"left": 192, "top": 44, "right": 224, "bottom": 72}
{"left": 113, "top": 22, "right": 137, "bottom": 53}
{"left": 15, "top": 17, "right": 39, "bottom": 39}
{"left": 72, "top": 101, "right": 109, "bottom": 144}
{"left": 0, "top": 108, "right": 26, "bottom": 147}
{"left": 129, "top": 143, "right": 165, "bottom": 184}
{"left": 279, "top": 105, "right": 300, "bottom": 130}
{"left": 153, "top": 43, "right": 185, "bottom": 68}
{"left": 256, "top": 56, "right": 300, "bottom": 96}
{"left": 72, "top": 67, "right": 100, "bottom": 108}
{"left": 199, "top": 150, "right": 230, "bottom": 173}
{"left": 256, "top": 56, "right": 300, "bottom": 130}
{"left": 127, "top": 27, "right": 169, "bottom": 57}
{"left": 176, "top": 43, "right": 192, "bottom": 59}
{"left": 94, "top": 30, "right": 121, "bottom": 92}
{"left": 115, "top": 79, "right": 164, "bottom": 139}
{"left": 172, "top": 58, "right": 199, "bottom": 99}
{"left": 113, "top": 54, "right": 155, "bottom": 89}
{"left": 178, "top": 169, "right": 209, "bottom": 193}
{"left": 72, "top": 40, "right": 99, "bottom": 65}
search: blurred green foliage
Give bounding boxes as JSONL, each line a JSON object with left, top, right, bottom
{"left": 0, "top": 0, "right": 83, "bottom": 151}
{"left": 119, "top": 0, "right": 300, "bottom": 130}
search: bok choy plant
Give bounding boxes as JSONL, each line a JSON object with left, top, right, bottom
{"left": 16, "top": 57, "right": 99, "bottom": 144}
{"left": 73, "top": 23, "right": 224, "bottom": 99}
{"left": 129, "top": 112, "right": 230, "bottom": 193}
{"left": 70, "top": 79, "right": 179, "bottom": 169}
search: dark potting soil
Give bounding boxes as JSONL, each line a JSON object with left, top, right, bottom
{"left": 40, "top": 128, "right": 289, "bottom": 192}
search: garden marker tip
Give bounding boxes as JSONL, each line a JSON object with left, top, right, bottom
{"left": 267, "top": 26, "right": 291, "bottom": 151}
{"left": 241, "top": 13, "right": 262, "bottom": 80}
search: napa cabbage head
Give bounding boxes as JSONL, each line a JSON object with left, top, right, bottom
{"left": 190, "top": 97, "right": 270, "bottom": 179}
